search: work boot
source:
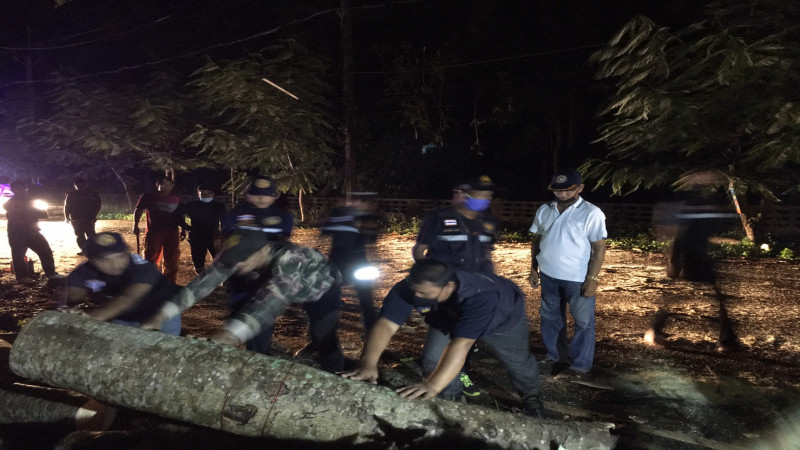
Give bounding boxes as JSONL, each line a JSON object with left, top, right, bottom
{"left": 523, "top": 395, "right": 545, "bottom": 419}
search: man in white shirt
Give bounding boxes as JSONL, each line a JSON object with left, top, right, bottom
{"left": 528, "top": 169, "right": 607, "bottom": 378}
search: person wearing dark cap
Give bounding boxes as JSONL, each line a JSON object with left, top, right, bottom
{"left": 178, "top": 185, "right": 226, "bottom": 274}
{"left": 63, "top": 178, "right": 102, "bottom": 255}
{"left": 4, "top": 180, "right": 64, "bottom": 284}
{"left": 62, "top": 232, "right": 182, "bottom": 335}
{"left": 413, "top": 175, "right": 499, "bottom": 274}
{"left": 528, "top": 169, "right": 607, "bottom": 379}
{"left": 318, "top": 192, "right": 381, "bottom": 334}
{"left": 341, "top": 259, "right": 546, "bottom": 418}
{"left": 409, "top": 175, "right": 499, "bottom": 398}
{"left": 132, "top": 177, "right": 183, "bottom": 282}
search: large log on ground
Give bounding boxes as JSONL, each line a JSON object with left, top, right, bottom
{"left": 9, "top": 312, "right": 616, "bottom": 449}
{"left": 0, "top": 387, "right": 115, "bottom": 430}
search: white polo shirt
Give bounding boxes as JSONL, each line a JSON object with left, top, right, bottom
{"left": 529, "top": 197, "right": 607, "bottom": 282}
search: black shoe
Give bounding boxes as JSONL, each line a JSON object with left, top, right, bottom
{"left": 459, "top": 372, "right": 481, "bottom": 397}
{"left": 523, "top": 395, "right": 545, "bottom": 419}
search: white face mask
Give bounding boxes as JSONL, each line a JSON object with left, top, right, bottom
{"left": 199, "top": 197, "right": 214, "bottom": 203}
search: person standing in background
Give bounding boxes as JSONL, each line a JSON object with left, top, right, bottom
{"left": 64, "top": 178, "right": 102, "bottom": 256}
{"left": 132, "top": 177, "right": 183, "bottom": 282}
{"left": 179, "top": 184, "right": 226, "bottom": 275}
{"left": 529, "top": 169, "right": 607, "bottom": 379}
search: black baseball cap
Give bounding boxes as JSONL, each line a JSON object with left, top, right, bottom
{"left": 85, "top": 232, "right": 129, "bottom": 258}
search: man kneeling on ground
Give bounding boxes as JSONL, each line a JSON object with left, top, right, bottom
{"left": 340, "top": 259, "right": 545, "bottom": 417}
{"left": 62, "top": 232, "right": 182, "bottom": 335}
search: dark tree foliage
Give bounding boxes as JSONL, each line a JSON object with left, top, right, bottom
{"left": 584, "top": 1, "right": 800, "bottom": 238}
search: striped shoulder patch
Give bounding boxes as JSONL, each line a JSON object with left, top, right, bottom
{"left": 443, "top": 219, "right": 458, "bottom": 226}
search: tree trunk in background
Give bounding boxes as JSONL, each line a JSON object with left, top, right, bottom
{"left": 341, "top": 0, "right": 354, "bottom": 199}
{"left": 105, "top": 157, "right": 133, "bottom": 211}
{"left": 734, "top": 194, "right": 757, "bottom": 242}
{"left": 10, "top": 312, "right": 616, "bottom": 449}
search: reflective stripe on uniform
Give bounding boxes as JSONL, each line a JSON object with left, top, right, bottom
{"left": 437, "top": 235, "right": 468, "bottom": 241}
{"left": 237, "top": 225, "right": 286, "bottom": 233}
{"left": 320, "top": 225, "right": 360, "bottom": 233}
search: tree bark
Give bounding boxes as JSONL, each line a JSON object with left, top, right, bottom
{"left": 341, "top": 0, "right": 354, "bottom": 199}
{"left": 0, "top": 388, "right": 114, "bottom": 430}
{"left": 10, "top": 312, "right": 616, "bottom": 449}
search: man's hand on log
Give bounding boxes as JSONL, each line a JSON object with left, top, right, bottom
{"left": 56, "top": 305, "right": 88, "bottom": 316}
{"left": 339, "top": 365, "right": 379, "bottom": 384}
{"left": 395, "top": 382, "right": 439, "bottom": 399}
{"left": 209, "top": 329, "right": 242, "bottom": 346}
{"left": 140, "top": 312, "right": 168, "bottom": 331}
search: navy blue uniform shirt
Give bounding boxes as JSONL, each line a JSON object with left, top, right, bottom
{"left": 416, "top": 207, "right": 498, "bottom": 274}
{"left": 379, "top": 270, "right": 525, "bottom": 339}
{"left": 222, "top": 202, "right": 294, "bottom": 239}
{"left": 67, "top": 254, "right": 181, "bottom": 322}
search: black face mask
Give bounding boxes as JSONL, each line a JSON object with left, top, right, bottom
{"left": 412, "top": 295, "right": 440, "bottom": 314}
{"left": 556, "top": 194, "right": 579, "bottom": 205}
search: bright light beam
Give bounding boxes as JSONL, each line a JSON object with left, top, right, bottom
{"left": 353, "top": 265, "right": 380, "bottom": 281}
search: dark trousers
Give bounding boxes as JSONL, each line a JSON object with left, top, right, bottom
{"left": 421, "top": 317, "right": 540, "bottom": 400}
{"left": 189, "top": 234, "right": 217, "bottom": 273}
{"left": 71, "top": 220, "right": 96, "bottom": 251}
{"left": 144, "top": 229, "right": 180, "bottom": 282}
{"left": 231, "top": 283, "right": 344, "bottom": 373}
{"left": 8, "top": 231, "right": 57, "bottom": 280}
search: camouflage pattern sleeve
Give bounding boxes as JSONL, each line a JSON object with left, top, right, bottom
{"left": 225, "top": 246, "right": 336, "bottom": 343}
{"left": 159, "top": 262, "right": 237, "bottom": 319}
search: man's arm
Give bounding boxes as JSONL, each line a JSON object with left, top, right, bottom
{"left": 91, "top": 191, "right": 102, "bottom": 217}
{"left": 65, "top": 286, "right": 89, "bottom": 306}
{"left": 89, "top": 283, "right": 153, "bottom": 322}
{"left": 63, "top": 194, "right": 71, "bottom": 221}
{"left": 528, "top": 234, "right": 542, "bottom": 288}
{"left": 396, "top": 336, "right": 475, "bottom": 399}
{"left": 132, "top": 195, "right": 145, "bottom": 234}
{"left": 340, "top": 317, "right": 400, "bottom": 382}
{"left": 582, "top": 240, "right": 607, "bottom": 297}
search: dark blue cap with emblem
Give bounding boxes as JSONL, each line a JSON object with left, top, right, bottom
{"left": 548, "top": 169, "right": 583, "bottom": 191}
{"left": 248, "top": 176, "right": 277, "bottom": 196}
{"left": 85, "top": 232, "right": 129, "bottom": 258}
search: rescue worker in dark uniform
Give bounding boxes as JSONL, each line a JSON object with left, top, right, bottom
{"left": 64, "top": 178, "right": 102, "bottom": 255}
{"left": 178, "top": 184, "right": 226, "bottom": 274}
{"left": 319, "top": 192, "right": 380, "bottom": 333}
{"left": 132, "top": 177, "right": 183, "bottom": 282}
{"left": 63, "top": 232, "right": 181, "bottom": 335}
{"left": 410, "top": 175, "right": 498, "bottom": 397}
{"left": 5, "top": 180, "right": 64, "bottom": 283}
{"left": 413, "top": 175, "right": 498, "bottom": 274}
{"left": 142, "top": 176, "right": 344, "bottom": 372}
{"left": 647, "top": 170, "right": 741, "bottom": 352}
{"left": 341, "top": 259, "right": 545, "bottom": 418}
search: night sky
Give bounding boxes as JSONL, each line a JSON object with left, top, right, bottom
{"left": 0, "top": 1, "right": 708, "bottom": 199}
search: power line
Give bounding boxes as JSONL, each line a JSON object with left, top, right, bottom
{"left": 0, "top": 0, "right": 205, "bottom": 51}
{"left": 350, "top": 43, "right": 605, "bottom": 75}
{"left": 0, "top": 0, "right": 422, "bottom": 88}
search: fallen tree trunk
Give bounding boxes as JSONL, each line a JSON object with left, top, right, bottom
{"left": 0, "top": 387, "right": 115, "bottom": 430}
{"left": 10, "top": 312, "right": 616, "bottom": 449}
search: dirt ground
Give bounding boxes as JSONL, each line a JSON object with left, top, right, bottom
{"left": 1, "top": 219, "right": 799, "bottom": 449}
